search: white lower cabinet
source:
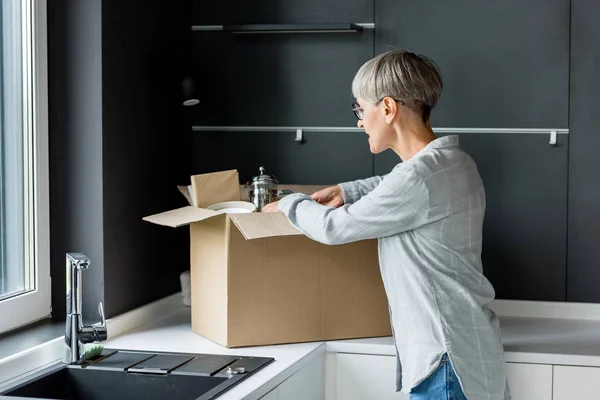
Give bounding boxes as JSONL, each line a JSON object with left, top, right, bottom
{"left": 260, "top": 351, "right": 600, "bottom": 400}
{"left": 260, "top": 388, "right": 279, "bottom": 400}
{"left": 329, "top": 353, "right": 408, "bottom": 400}
{"left": 505, "top": 362, "right": 553, "bottom": 400}
{"left": 327, "top": 353, "right": 555, "bottom": 400}
{"left": 553, "top": 365, "right": 600, "bottom": 400}
{"left": 258, "top": 354, "right": 325, "bottom": 400}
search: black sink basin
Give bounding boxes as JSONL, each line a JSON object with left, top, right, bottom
{"left": 0, "top": 349, "right": 274, "bottom": 400}
{"left": 4, "top": 368, "right": 226, "bottom": 400}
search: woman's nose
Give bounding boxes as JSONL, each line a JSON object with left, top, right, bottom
{"left": 357, "top": 119, "right": 364, "bottom": 128}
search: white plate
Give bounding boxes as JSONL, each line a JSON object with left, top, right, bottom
{"left": 206, "top": 201, "right": 256, "bottom": 215}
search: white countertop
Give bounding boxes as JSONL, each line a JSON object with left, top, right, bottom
{"left": 104, "top": 308, "right": 325, "bottom": 400}
{"left": 500, "top": 316, "right": 600, "bottom": 366}
{"left": 6, "top": 294, "right": 600, "bottom": 400}
{"left": 103, "top": 302, "right": 600, "bottom": 400}
{"left": 328, "top": 316, "right": 600, "bottom": 366}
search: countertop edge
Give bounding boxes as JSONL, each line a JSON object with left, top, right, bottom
{"left": 326, "top": 340, "right": 600, "bottom": 368}
{"left": 326, "top": 340, "right": 396, "bottom": 356}
{"left": 239, "top": 343, "right": 327, "bottom": 400}
{"left": 503, "top": 352, "right": 600, "bottom": 367}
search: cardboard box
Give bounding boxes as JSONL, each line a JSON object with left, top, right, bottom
{"left": 144, "top": 170, "right": 392, "bottom": 348}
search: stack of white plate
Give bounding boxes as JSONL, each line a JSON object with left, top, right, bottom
{"left": 206, "top": 201, "right": 256, "bottom": 214}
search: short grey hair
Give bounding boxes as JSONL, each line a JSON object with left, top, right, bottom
{"left": 352, "top": 50, "right": 443, "bottom": 121}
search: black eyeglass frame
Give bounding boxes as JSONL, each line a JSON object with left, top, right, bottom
{"left": 352, "top": 97, "right": 405, "bottom": 120}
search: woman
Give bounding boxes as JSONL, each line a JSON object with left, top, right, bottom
{"left": 262, "top": 50, "right": 511, "bottom": 400}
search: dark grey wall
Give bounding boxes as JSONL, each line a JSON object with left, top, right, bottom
{"left": 101, "top": 0, "right": 191, "bottom": 318}
{"left": 46, "top": 0, "right": 600, "bottom": 309}
{"left": 567, "top": 0, "right": 600, "bottom": 302}
{"left": 375, "top": 0, "right": 570, "bottom": 129}
{"left": 48, "top": 0, "right": 105, "bottom": 322}
{"left": 188, "top": 0, "right": 597, "bottom": 303}
{"left": 49, "top": 0, "right": 191, "bottom": 321}
{"left": 373, "top": 0, "right": 571, "bottom": 301}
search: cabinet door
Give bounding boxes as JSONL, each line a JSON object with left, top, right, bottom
{"left": 553, "top": 365, "right": 600, "bottom": 400}
{"left": 259, "top": 355, "right": 325, "bottom": 400}
{"left": 190, "top": 30, "right": 373, "bottom": 127}
{"left": 260, "top": 388, "right": 279, "bottom": 400}
{"left": 567, "top": 0, "right": 600, "bottom": 303}
{"left": 374, "top": 133, "right": 568, "bottom": 301}
{"left": 192, "top": 0, "right": 373, "bottom": 25}
{"left": 506, "top": 363, "right": 553, "bottom": 400}
{"left": 278, "top": 355, "right": 325, "bottom": 400}
{"left": 375, "top": 0, "right": 569, "bottom": 128}
{"left": 335, "top": 354, "right": 408, "bottom": 400}
{"left": 192, "top": 130, "right": 373, "bottom": 185}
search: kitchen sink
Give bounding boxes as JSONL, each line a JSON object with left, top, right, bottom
{"left": 0, "top": 348, "right": 274, "bottom": 400}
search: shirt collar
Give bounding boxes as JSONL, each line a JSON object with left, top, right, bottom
{"left": 406, "top": 135, "right": 459, "bottom": 162}
{"left": 425, "top": 135, "right": 459, "bottom": 150}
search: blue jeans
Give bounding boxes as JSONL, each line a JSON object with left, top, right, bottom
{"left": 410, "top": 354, "right": 467, "bottom": 400}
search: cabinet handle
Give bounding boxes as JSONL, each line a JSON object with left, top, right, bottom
{"left": 549, "top": 130, "right": 558, "bottom": 146}
{"left": 191, "top": 23, "right": 375, "bottom": 33}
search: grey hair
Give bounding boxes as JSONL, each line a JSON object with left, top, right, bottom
{"left": 352, "top": 50, "right": 443, "bottom": 121}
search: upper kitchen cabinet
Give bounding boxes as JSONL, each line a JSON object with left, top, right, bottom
{"left": 188, "top": 0, "right": 374, "bottom": 127}
{"left": 191, "top": 0, "right": 373, "bottom": 25}
{"left": 375, "top": 133, "right": 569, "bottom": 302}
{"left": 567, "top": 0, "right": 600, "bottom": 303}
{"left": 375, "top": 0, "right": 569, "bottom": 129}
{"left": 189, "top": 31, "right": 373, "bottom": 127}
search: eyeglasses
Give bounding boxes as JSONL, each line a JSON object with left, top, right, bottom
{"left": 352, "top": 97, "right": 405, "bottom": 120}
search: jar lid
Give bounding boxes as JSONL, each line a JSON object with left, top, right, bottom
{"left": 251, "top": 166, "right": 278, "bottom": 184}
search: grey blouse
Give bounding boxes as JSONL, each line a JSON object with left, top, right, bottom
{"left": 278, "top": 135, "right": 511, "bottom": 399}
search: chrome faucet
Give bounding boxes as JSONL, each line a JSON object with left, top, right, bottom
{"left": 64, "top": 253, "right": 107, "bottom": 364}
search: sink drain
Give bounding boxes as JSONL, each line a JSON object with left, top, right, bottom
{"left": 225, "top": 366, "right": 246, "bottom": 375}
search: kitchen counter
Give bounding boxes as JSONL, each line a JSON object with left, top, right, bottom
{"left": 100, "top": 302, "right": 600, "bottom": 400}
{"left": 104, "top": 308, "right": 325, "bottom": 400}
{"left": 6, "top": 295, "right": 600, "bottom": 399}
{"left": 328, "top": 316, "right": 600, "bottom": 367}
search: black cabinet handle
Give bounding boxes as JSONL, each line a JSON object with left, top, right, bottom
{"left": 191, "top": 23, "right": 373, "bottom": 34}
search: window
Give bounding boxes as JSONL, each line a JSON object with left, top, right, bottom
{"left": 0, "top": 0, "right": 49, "bottom": 334}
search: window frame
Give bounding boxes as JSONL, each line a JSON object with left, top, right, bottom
{"left": 0, "top": 0, "right": 50, "bottom": 335}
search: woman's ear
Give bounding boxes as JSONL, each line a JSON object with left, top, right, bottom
{"left": 382, "top": 97, "right": 398, "bottom": 124}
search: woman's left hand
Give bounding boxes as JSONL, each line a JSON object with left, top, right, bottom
{"left": 261, "top": 201, "right": 279, "bottom": 213}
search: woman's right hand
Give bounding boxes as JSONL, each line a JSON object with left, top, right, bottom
{"left": 311, "top": 185, "right": 344, "bottom": 208}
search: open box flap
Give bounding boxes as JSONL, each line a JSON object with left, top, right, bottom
{"left": 143, "top": 206, "right": 219, "bottom": 228}
{"left": 229, "top": 212, "right": 303, "bottom": 240}
{"left": 177, "top": 185, "right": 194, "bottom": 206}
{"left": 191, "top": 169, "right": 240, "bottom": 208}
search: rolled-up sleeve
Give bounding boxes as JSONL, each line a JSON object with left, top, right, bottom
{"left": 278, "top": 166, "right": 429, "bottom": 245}
{"left": 338, "top": 175, "right": 385, "bottom": 204}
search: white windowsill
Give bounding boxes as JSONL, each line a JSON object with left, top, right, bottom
{"left": 0, "top": 292, "right": 184, "bottom": 384}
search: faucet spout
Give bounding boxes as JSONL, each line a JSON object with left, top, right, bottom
{"left": 64, "top": 253, "right": 107, "bottom": 365}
